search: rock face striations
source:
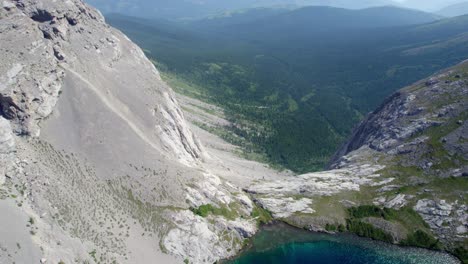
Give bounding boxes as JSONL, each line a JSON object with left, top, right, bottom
{"left": 0, "top": 1, "right": 258, "bottom": 263}
{"left": 329, "top": 63, "right": 468, "bottom": 172}
{"left": 0, "top": 0, "right": 204, "bottom": 162}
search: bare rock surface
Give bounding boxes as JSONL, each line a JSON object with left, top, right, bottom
{"left": 0, "top": 0, "right": 258, "bottom": 263}
{"left": 0, "top": 117, "right": 15, "bottom": 184}
{"left": 247, "top": 162, "right": 386, "bottom": 198}
{"left": 0, "top": 200, "right": 42, "bottom": 264}
{"left": 244, "top": 151, "right": 387, "bottom": 220}
{"left": 329, "top": 62, "right": 468, "bottom": 169}
{"left": 415, "top": 199, "right": 467, "bottom": 240}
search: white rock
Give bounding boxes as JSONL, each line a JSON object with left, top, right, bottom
{"left": 0, "top": 117, "right": 15, "bottom": 184}
{"left": 256, "top": 196, "right": 315, "bottom": 218}
{"left": 228, "top": 219, "right": 257, "bottom": 238}
{"left": 2, "top": 1, "right": 15, "bottom": 10}
{"left": 0, "top": 118, "right": 15, "bottom": 154}
{"left": 385, "top": 194, "right": 409, "bottom": 209}
{"left": 456, "top": 225, "right": 466, "bottom": 234}
{"left": 164, "top": 210, "right": 255, "bottom": 263}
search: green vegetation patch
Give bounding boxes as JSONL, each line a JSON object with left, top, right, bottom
{"left": 377, "top": 165, "right": 424, "bottom": 181}
{"left": 377, "top": 163, "right": 468, "bottom": 205}
{"left": 344, "top": 205, "right": 395, "bottom": 243}
{"left": 453, "top": 246, "right": 468, "bottom": 264}
{"left": 191, "top": 204, "right": 215, "bottom": 217}
{"left": 426, "top": 116, "right": 468, "bottom": 170}
{"left": 190, "top": 203, "right": 240, "bottom": 220}
{"left": 401, "top": 230, "right": 441, "bottom": 250}
{"left": 345, "top": 205, "right": 443, "bottom": 250}
{"left": 348, "top": 205, "right": 393, "bottom": 219}
{"left": 346, "top": 219, "right": 394, "bottom": 243}
{"left": 250, "top": 205, "right": 273, "bottom": 225}
{"left": 348, "top": 205, "right": 430, "bottom": 231}
{"left": 89, "top": 249, "right": 97, "bottom": 262}
{"left": 191, "top": 202, "right": 272, "bottom": 225}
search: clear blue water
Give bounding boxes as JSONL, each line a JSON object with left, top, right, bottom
{"left": 227, "top": 223, "right": 460, "bottom": 264}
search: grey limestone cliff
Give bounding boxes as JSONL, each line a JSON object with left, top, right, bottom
{"left": 0, "top": 1, "right": 259, "bottom": 263}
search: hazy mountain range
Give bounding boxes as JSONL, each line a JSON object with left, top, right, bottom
{"left": 188, "top": 5, "right": 437, "bottom": 31}
{"left": 437, "top": 1, "right": 468, "bottom": 17}
{"left": 88, "top": 0, "right": 394, "bottom": 19}
{"left": 86, "top": 0, "right": 468, "bottom": 19}
{"left": 402, "top": 0, "right": 466, "bottom": 11}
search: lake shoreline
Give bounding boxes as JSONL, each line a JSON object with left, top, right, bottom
{"left": 222, "top": 221, "right": 462, "bottom": 264}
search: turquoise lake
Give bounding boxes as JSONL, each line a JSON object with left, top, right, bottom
{"left": 226, "top": 223, "right": 460, "bottom": 264}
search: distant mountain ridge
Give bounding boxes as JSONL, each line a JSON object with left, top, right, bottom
{"left": 86, "top": 0, "right": 399, "bottom": 20}
{"left": 187, "top": 5, "right": 438, "bottom": 32}
{"left": 437, "top": 2, "right": 468, "bottom": 17}
{"left": 220, "top": 6, "right": 439, "bottom": 35}
{"left": 85, "top": 0, "right": 468, "bottom": 19}
{"left": 402, "top": 0, "right": 466, "bottom": 11}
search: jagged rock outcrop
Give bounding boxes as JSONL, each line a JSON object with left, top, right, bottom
{"left": 327, "top": 61, "right": 468, "bottom": 247}
{"left": 0, "top": 1, "right": 256, "bottom": 263}
{"left": 329, "top": 62, "right": 468, "bottom": 171}
{"left": 331, "top": 61, "right": 468, "bottom": 243}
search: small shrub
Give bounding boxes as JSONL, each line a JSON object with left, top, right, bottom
{"left": 346, "top": 219, "right": 393, "bottom": 243}
{"left": 452, "top": 247, "right": 468, "bottom": 264}
{"left": 190, "top": 204, "right": 215, "bottom": 217}
{"left": 89, "top": 250, "right": 97, "bottom": 262}
{"left": 337, "top": 224, "right": 346, "bottom": 232}
{"left": 190, "top": 203, "right": 238, "bottom": 220}
{"left": 401, "top": 230, "right": 441, "bottom": 250}
{"left": 348, "top": 205, "right": 399, "bottom": 220}
{"left": 348, "top": 205, "right": 430, "bottom": 230}
{"left": 242, "top": 238, "right": 250, "bottom": 248}
{"left": 325, "top": 223, "right": 337, "bottom": 232}
{"left": 250, "top": 206, "right": 272, "bottom": 225}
